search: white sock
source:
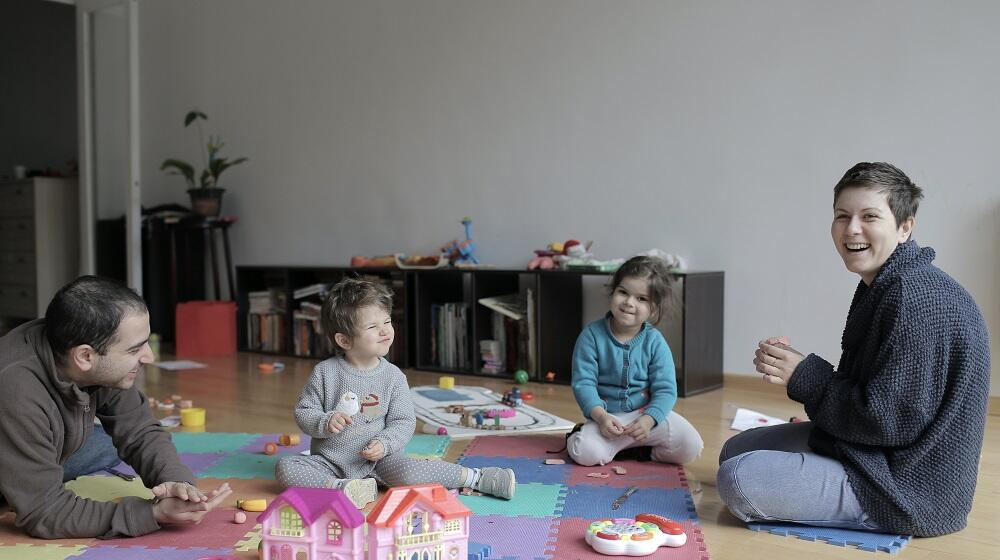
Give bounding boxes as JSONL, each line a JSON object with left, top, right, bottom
{"left": 464, "top": 468, "right": 481, "bottom": 488}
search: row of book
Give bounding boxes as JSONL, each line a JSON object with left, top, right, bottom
{"left": 429, "top": 302, "right": 470, "bottom": 370}
{"left": 476, "top": 292, "right": 534, "bottom": 375}
{"left": 247, "top": 288, "right": 287, "bottom": 352}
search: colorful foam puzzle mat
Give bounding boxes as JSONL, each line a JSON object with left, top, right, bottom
{"left": 0, "top": 433, "right": 710, "bottom": 560}
{"left": 748, "top": 521, "right": 912, "bottom": 554}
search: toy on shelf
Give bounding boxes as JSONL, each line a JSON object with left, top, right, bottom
{"left": 350, "top": 254, "right": 398, "bottom": 268}
{"left": 367, "top": 484, "right": 471, "bottom": 560}
{"left": 545, "top": 371, "right": 557, "bottom": 382}
{"left": 441, "top": 217, "right": 480, "bottom": 266}
{"left": 258, "top": 488, "right": 366, "bottom": 560}
{"left": 585, "top": 514, "right": 687, "bottom": 556}
{"left": 501, "top": 387, "right": 524, "bottom": 408}
{"left": 395, "top": 253, "right": 449, "bottom": 269}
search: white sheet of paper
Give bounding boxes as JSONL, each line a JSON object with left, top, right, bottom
{"left": 730, "top": 407, "right": 787, "bottom": 431}
{"left": 159, "top": 415, "right": 181, "bottom": 427}
{"left": 153, "top": 360, "right": 207, "bottom": 370}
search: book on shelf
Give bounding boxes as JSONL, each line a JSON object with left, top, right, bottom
{"left": 293, "top": 283, "right": 330, "bottom": 300}
{"left": 429, "top": 302, "right": 468, "bottom": 370}
{"left": 477, "top": 294, "right": 526, "bottom": 321}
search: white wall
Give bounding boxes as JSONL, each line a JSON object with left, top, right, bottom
{"left": 0, "top": 0, "right": 76, "bottom": 179}
{"left": 139, "top": 0, "right": 999, "bottom": 393}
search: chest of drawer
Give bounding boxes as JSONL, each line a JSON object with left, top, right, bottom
{"left": 0, "top": 283, "right": 36, "bottom": 319}
{"left": 0, "top": 183, "right": 34, "bottom": 218}
{"left": 0, "top": 252, "right": 35, "bottom": 284}
{"left": 0, "top": 218, "right": 34, "bottom": 251}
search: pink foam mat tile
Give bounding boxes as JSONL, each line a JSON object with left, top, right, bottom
{"left": 461, "top": 434, "right": 568, "bottom": 459}
{"left": 98, "top": 508, "right": 258, "bottom": 550}
{"left": 566, "top": 461, "right": 689, "bottom": 490}
{"left": 70, "top": 546, "right": 236, "bottom": 560}
{"left": 551, "top": 517, "right": 710, "bottom": 560}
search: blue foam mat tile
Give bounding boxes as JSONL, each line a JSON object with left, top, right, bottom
{"left": 748, "top": 522, "right": 911, "bottom": 554}
{"left": 561, "top": 485, "right": 697, "bottom": 521}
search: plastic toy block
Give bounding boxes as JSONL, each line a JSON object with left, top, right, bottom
{"left": 0, "top": 544, "right": 87, "bottom": 560}
{"left": 748, "top": 522, "right": 911, "bottom": 554}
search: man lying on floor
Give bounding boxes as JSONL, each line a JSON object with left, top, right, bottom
{"left": 0, "top": 275, "right": 231, "bottom": 539}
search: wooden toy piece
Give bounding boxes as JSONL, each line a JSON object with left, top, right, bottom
{"left": 179, "top": 399, "right": 193, "bottom": 409}
{"left": 234, "top": 511, "right": 247, "bottom": 523}
{"left": 258, "top": 363, "right": 276, "bottom": 373}
{"left": 237, "top": 498, "right": 268, "bottom": 512}
{"left": 613, "top": 465, "right": 628, "bottom": 475}
{"left": 544, "top": 459, "right": 566, "bottom": 465}
{"left": 439, "top": 376, "right": 455, "bottom": 390}
{"left": 513, "top": 369, "right": 529, "bottom": 384}
{"left": 263, "top": 442, "right": 279, "bottom": 455}
{"left": 279, "top": 433, "right": 301, "bottom": 446}
{"left": 585, "top": 514, "right": 686, "bottom": 556}
{"left": 587, "top": 472, "right": 610, "bottom": 478}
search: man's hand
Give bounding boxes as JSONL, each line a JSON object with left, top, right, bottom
{"left": 327, "top": 411, "right": 354, "bottom": 434}
{"left": 152, "top": 483, "right": 232, "bottom": 525}
{"left": 151, "top": 481, "right": 208, "bottom": 503}
{"left": 360, "top": 439, "right": 385, "bottom": 461}
{"left": 591, "top": 407, "right": 624, "bottom": 439}
{"left": 754, "top": 337, "right": 805, "bottom": 386}
{"left": 622, "top": 414, "right": 655, "bottom": 441}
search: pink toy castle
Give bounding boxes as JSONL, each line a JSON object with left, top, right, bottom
{"left": 367, "top": 484, "right": 472, "bottom": 560}
{"left": 257, "top": 487, "right": 366, "bottom": 560}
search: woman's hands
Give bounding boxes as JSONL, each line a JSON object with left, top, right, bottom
{"left": 754, "top": 336, "right": 805, "bottom": 386}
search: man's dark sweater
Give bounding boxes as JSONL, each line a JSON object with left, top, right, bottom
{"left": 0, "top": 320, "right": 196, "bottom": 539}
{"left": 788, "top": 240, "right": 990, "bottom": 537}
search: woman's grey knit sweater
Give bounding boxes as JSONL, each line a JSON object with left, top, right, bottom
{"left": 788, "top": 240, "right": 990, "bottom": 537}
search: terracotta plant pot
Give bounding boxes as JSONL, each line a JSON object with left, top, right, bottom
{"left": 188, "top": 187, "right": 225, "bottom": 217}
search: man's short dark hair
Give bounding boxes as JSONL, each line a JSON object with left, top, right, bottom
{"left": 45, "top": 275, "right": 148, "bottom": 363}
{"left": 833, "top": 162, "right": 924, "bottom": 226}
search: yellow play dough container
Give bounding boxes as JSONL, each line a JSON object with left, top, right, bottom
{"left": 180, "top": 407, "right": 206, "bottom": 427}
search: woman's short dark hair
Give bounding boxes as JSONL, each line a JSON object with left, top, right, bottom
{"left": 45, "top": 275, "right": 148, "bottom": 363}
{"left": 608, "top": 255, "right": 676, "bottom": 325}
{"left": 833, "top": 162, "right": 924, "bottom": 226}
{"left": 321, "top": 276, "right": 393, "bottom": 352}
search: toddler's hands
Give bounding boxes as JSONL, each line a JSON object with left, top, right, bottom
{"left": 623, "top": 414, "right": 655, "bottom": 441}
{"left": 327, "top": 411, "right": 353, "bottom": 434}
{"left": 592, "top": 408, "right": 624, "bottom": 439}
{"left": 360, "top": 439, "right": 385, "bottom": 461}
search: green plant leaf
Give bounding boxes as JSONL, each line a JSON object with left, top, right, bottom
{"left": 160, "top": 159, "right": 195, "bottom": 186}
{"left": 184, "top": 110, "right": 208, "bottom": 127}
{"left": 199, "top": 168, "right": 213, "bottom": 188}
{"left": 209, "top": 156, "right": 248, "bottom": 186}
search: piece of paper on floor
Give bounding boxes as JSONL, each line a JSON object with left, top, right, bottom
{"left": 731, "top": 407, "right": 787, "bottom": 431}
{"left": 153, "top": 360, "right": 207, "bottom": 370}
{"left": 159, "top": 415, "right": 181, "bottom": 427}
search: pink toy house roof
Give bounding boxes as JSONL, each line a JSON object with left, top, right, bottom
{"left": 367, "top": 484, "right": 470, "bottom": 528}
{"left": 257, "top": 487, "right": 365, "bottom": 528}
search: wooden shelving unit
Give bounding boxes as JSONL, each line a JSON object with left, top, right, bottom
{"left": 236, "top": 266, "right": 724, "bottom": 396}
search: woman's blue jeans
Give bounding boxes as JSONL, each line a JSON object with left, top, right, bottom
{"left": 716, "top": 421, "right": 880, "bottom": 531}
{"left": 62, "top": 425, "right": 122, "bottom": 482}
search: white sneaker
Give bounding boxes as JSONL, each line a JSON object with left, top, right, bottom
{"left": 340, "top": 478, "right": 377, "bottom": 508}
{"left": 477, "top": 467, "right": 516, "bottom": 500}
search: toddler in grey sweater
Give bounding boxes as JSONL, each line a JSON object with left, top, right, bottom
{"left": 275, "top": 277, "right": 515, "bottom": 508}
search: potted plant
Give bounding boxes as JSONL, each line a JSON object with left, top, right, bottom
{"left": 160, "top": 109, "right": 248, "bottom": 217}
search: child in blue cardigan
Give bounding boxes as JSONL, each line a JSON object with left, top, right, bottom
{"left": 568, "top": 256, "right": 703, "bottom": 467}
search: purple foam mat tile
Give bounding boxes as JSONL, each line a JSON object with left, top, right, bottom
{"left": 561, "top": 485, "right": 698, "bottom": 522}
{"left": 70, "top": 546, "right": 235, "bottom": 560}
{"left": 551, "top": 517, "right": 710, "bottom": 560}
{"left": 469, "top": 515, "right": 559, "bottom": 560}
{"left": 236, "top": 433, "right": 310, "bottom": 454}
{"left": 459, "top": 456, "right": 570, "bottom": 485}
{"left": 566, "top": 461, "right": 688, "bottom": 490}
{"left": 462, "top": 435, "right": 568, "bottom": 460}
{"left": 98, "top": 508, "right": 257, "bottom": 549}
{"left": 748, "top": 522, "right": 911, "bottom": 554}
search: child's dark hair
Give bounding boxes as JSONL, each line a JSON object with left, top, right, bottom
{"left": 608, "top": 255, "right": 675, "bottom": 325}
{"left": 321, "top": 276, "right": 393, "bottom": 351}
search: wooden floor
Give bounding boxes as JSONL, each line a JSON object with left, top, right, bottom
{"left": 141, "top": 352, "right": 999, "bottom": 559}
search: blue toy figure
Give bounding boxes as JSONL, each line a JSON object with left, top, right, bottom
{"left": 443, "top": 217, "right": 480, "bottom": 266}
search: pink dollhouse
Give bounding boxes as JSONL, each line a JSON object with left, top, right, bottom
{"left": 257, "top": 488, "right": 366, "bottom": 560}
{"left": 367, "top": 484, "right": 472, "bottom": 560}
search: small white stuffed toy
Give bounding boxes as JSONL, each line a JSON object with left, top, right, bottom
{"left": 335, "top": 391, "right": 360, "bottom": 416}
